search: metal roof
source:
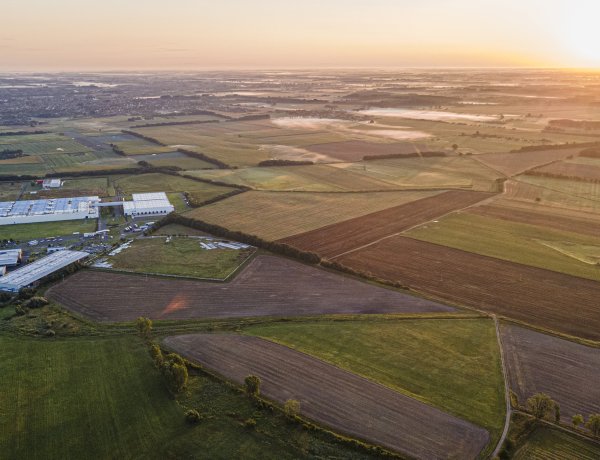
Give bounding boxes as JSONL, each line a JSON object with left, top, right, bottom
{"left": 0, "top": 250, "right": 89, "bottom": 291}
{"left": 0, "top": 196, "right": 100, "bottom": 218}
{"left": 132, "top": 192, "right": 169, "bottom": 202}
{"left": 0, "top": 249, "right": 22, "bottom": 266}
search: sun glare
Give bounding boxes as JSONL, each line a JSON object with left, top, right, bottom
{"left": 562, "top": 6, "right": 600, "bottom": 67}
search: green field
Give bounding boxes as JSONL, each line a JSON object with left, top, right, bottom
{"left": 0, "top": 334, "right": 373, "bottom": 459}
{"left": 112, "top": 139, "right": 173, "bottom": 155}
{"left": 0, "top": 219, "right": 97, "bottom": 241}
{"left": 514, "top": 175, "right": 600, "bottom": 211}
{"left": 153, "top": 223, "right": 208, "bottom": 236}
{"left": 245, "top": 318, "right": 505, "bottom": 437}
{"left": 331, "top": 156, "right": 503, "bottom": 192}
{"left": 406, "top": 211, "right": 600, "bottom": 280}
{"left": 513, "top": 426, "right": 600, "bottom": 460}
{"left": 147, "top": 155, "right": 215, "bottom": 170}
{"left": 108, "top": 237, "right": 252, "bottom": 279}
{"left": 188, "top": 189, "right": 443, "bottom": 240}
{"left": 22, "top": 177, "right": 109, "bottom": 199}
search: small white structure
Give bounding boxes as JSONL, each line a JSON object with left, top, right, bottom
{"left": 0, "top": 249, "right": 22, "bottom": 267}
{"left": 0, "top": 250, "right": 89, "bottom": 292}
{"left": 42, "top": 178, "right": 62, "bottom": 189}
{"left": 122, "top": 192, "right": 174, "bottom": 218}
{"left": 0, "top": 196, "right": 100, "bottom": 225}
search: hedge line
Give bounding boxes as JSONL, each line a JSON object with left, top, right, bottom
{"left": 176, "top": 148, "right": 231, "bottom": 169}
{"left": 363, "top": 151, "right": 446, "bottom": 161}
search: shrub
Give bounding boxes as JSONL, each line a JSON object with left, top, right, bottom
{"left": 586, "top": 414, "right": 600, "bottom": 437}
{"left": 284, "top": 399, "right": 301, "bottom": 418}
{"left": 14, "top": 304, "right": 27, "bottom": 316}
{"left": 161, "top": 353, "right": 188, "bottom": 394}
{"left": 572, "top": 414, "right": 584, "bottom": 428}
{"left": 24, "top": 296, "right": 49, "bottom": 309}
{"left": 45, "top": 329, "right": 56, "bottom": 337}
{"left": 243, "top": 418, "right": 257, "bottom": 429}
{"left": 185, "top": 409, "right": 202, "bottom": 424}
{"left": 244, "top": 375, "right": 261, "bottom": 397}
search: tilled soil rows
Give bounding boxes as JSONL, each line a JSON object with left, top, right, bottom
{"left": 47, "top": 255, "right": 452, "bottom": 322}
{"left": 164, "top": 333, "right": 490, "bottom": 460}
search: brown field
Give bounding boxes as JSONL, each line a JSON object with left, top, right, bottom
{"left": 475, "top": 148, "right": 582, "bottom": 176}
{"left": 529, "top": 160, "right": 600, "bottom": 181}
{"left": 47, "top": 255, "right": 452, "bottom": 322}
{"left": 502, "top": 179, "right": 600, "bottom": 212}
{"left": 501, "top": 324, "right": 600, "bottom": 419}
{"left": 280, "top": 190, "right": 494, "bottom": 258}
{"left": 337, "top": 237, "right": 600, "bottom": 341}
{"left": 306, "top": 140, "right": 432, "bottom": 161}
{"left": 468, "top": 203, "right": 600, "bottom": 237}
{"left": 164, "top": 334, "right": 489, "bottom": 460}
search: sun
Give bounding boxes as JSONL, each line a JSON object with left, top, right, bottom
{"left": 561, "top": 5, "right": 600, "bottom": 67}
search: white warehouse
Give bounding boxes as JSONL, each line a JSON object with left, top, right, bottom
{"left": 0, "top": 196, "right": 100, "bottom": 226}
{"left": 0, "top": 250, "right": 89, "bottom": 292}
{"left": 122, "top": 192, "right": 174, "bottom": 217}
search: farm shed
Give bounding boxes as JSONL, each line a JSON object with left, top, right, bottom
{"left": 0, "top": 250, "right": 89, "bottom": 292}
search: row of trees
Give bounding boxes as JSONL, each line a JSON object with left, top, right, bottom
{"left": 526, "top": 393, "right": 600, "bottom": 437}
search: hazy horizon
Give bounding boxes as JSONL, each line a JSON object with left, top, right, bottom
{"left": 3, "top": 0, "right": 600, "bottom": 71}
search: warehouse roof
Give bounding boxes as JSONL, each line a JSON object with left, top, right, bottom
{"left": 0, "top": 250, "right": 89, "bottom": 291}
{"left": 0, "top": 196, "right": 100, "bottom": 218}
{"left": 0, "top": 249, "right": 22, "bottom": 266}
{"left": 132, "top": 192, "right": 169, "bottom": 202}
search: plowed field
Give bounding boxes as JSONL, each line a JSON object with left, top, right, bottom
{"left": 47, "top": 255, "right": 452, "bottom": 322}
{"left": 164, "top": 334, "right": 489, "bottom": 460}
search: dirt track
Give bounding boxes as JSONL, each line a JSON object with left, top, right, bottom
{"left": 501, "top": 324, "right": 600, "bottom": 419}
{"left": 47, "top": 255, "right": 452, "bottom": 322}
{"left": 337, "top": 237, "right": 600, "bottom": 341}
{"left": 164, "top": 333, "right": 489, "bottom": 460}
{"left": 280, "top": 190, "right": 493, "bottom": 258}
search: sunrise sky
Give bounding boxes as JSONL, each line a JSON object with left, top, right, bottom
{"left": 2, "top": 0, "right": 600, "bottom": 70}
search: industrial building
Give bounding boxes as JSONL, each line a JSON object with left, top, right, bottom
{"left": 0, "top": 196, "right": 100, "bottom": 225}
{"left": 122, "top": 192, "right": 174, "bottom": 217}
{"left": 42, "top": 178, "right": 62, "bottom": 189}
{"left": 0, "top": 250, "right": 89, "bottom": 292}
{"left": 0, "top": 249, "right": 22, "bottom": 267}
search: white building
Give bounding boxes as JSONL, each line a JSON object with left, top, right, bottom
{"left": 0, "top": 250, "right": 89, "bottom": 292}
{"left": 0, "top": 196, "right": 100, "bottom": 226}
{"left": 122, "top": 192, "right": 174, "bottom": 218}
{"left": 42, "top": 178, "right": 62, "bottom": 189}
{"left": 0, "top": 249, "right": 22, "bottom": 266}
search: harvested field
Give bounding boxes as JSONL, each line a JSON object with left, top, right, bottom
{"left": 503, "top": 178, "right": 600, "bottom": 212}
{"left": 529, "top": 160, "right": 600, "bottom": 181}
{"left": 306, "top": 140, "right": 433, "bottom": 161}
{"left": 280, "top": 190, "right": 494, "bottom": 258}
{"left": 501, "top": 324, "right": 600, "bottom": 419}
{"left": 164, "top": 334, "right": 490, "bottom": 460}
{"left": 468, "top": 203, "right": 600, "bottom": 237}
{"left": 187, "top": 190, "right": 443, "bottom": 240}
{"left": 47, "top": 255, "right": 452, "bottom": 322}
{"left": 337, "top": 237, "right": 600, "bottom": 340}
{"left": 513, "top": 426, "right": 600, "bottom": 460}
{"left": 475, "top": 148, "right": 581, "bottom": 176}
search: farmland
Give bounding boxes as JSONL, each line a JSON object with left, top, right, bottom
{"left": 0, "top": 335, "right": 372, "bottom": 460}
{"left": 108, "top": 172, "right": 231, "bottom": 198}
{"left": 47, "top": 255, "right": 453, "bottom": 322}
{"left": 503, "top": 178, "right": 600, "bottom": 212}
{"left": 530, "top": 159, "right": 600, "bottom": 181}
{"left": 305, "top": 140, "right": 434, "bottom": 161}
{"left": 187, "top": 190, "right": 444, "bottom": 240}
{"left": 164, "top": 333, "right": 490, "bottom": 460}
{"left": 337, "top": 237, "right": 600, "bottom": 340}
{"left": 512, "top": 426, "right": 600, "bottom": 460}
{"left": 106, "top": 236, "right": 253, "bottom": 279}
{"left": 245, "top": 318, "right": 505, "bottom": 436}
{"left": 501, "top": 324, "right": 600, "bottom": 419}
{"left": 406, "top": 211, "right": 600, "bottom": 280}
{"left": 330, "top": 156, "right": 504, "bottom": 191}
{"left": 281, "top": 190, "right": 494, "bottom": 258}
{"left": 474, "top": 147, "right": 582, "bottom": 176}
{"left": 184, "top": 163, "right": 404, "bottom": 192}
{"left": 0, "top": 219, "right": 97, "bottom": 241}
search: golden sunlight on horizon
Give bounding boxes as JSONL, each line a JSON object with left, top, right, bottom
{"left": 2, "top": 0, "right": 600, "bottom": 71}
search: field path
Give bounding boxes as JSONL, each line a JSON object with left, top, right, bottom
{"left": 491, "top": 315, "right": 511, "bottom": 459}
{"left": 164, "top": 333, "right": 490, "bottom": 460}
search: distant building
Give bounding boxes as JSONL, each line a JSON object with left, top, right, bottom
{"left": 122, "top": 192, "right": 174, "bottom": 217}
{"left": 0, "top": 196, "right": 100, "bottom": 225}
{"left": 0, "top": 249, "right": 22, "bottom": 267}
{"left": 42, "top": 178, "right": 62, "bottom": 189}
{"left": 0, "top": 250, "right": 89, "bottom": 292}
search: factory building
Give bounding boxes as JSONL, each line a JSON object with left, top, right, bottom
{"left": 0, "top": 250, "right": 89, "bottom": 292}
{"left": 0, "top": 249, "right": 22, "bottom": 267}
{"left": 0, "top": 196, "right": 100, "bottom": 225}
{"left": 122, "top": 192, "right": 174, "bottom": 217}
{"left": 42, "top": 178, "right": 62, "bottom": 189}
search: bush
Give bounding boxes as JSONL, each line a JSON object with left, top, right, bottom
{"left": 185, "top": 409, "right": 202, "bottom": 424}
{"left": 284, "top": 399, "right": 301, "bottom": 418}
{"left": 243, "top": 418, "right": 257, "bottom": 429}
{"left": 149, "top": 343, "right": 164, "bottom": 367}
{"left": 244, "top": 375, "right": 261, "bottom": 397}
{"left": 14, "top": 304, "right": 28, "bottom": 316}
{"left": 161, "top": 353, "right": 188, "bottom": 394}
{"left": 45, "top": 329, "right": 56, "bottom": 337}
{"left": 18, "top": 288, "right": 36, "bottom": 300}
{"left": 24, "top": 296, "right": 49, "bottom": 309}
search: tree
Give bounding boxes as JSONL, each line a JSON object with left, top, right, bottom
{"left": 136, "top": 317, "right": 152, "bottom": 339}
{"left": 244, "top": 375, "right": 261, "bottom": 397}
{"left": 586, "top": 414, "right": 600, "bottom": 437}
{"left": 161, "top": 353, "right": 188, "bottom": 394}
{"left": 452, "top": 143, "right": 459, "bottom": 152}
{"left": 284, "top": 399, "right": 300, "bottom": 418}
{"left": 526, "top": 393, "right": 555, "bottom": 420}
{"left": 149, "top": 343, "right": 164, "bottom": 367}
{"left": 572, "top": 414, "right": 584, "bottom": 428}
{"left": 554, "top": 403, "right": 561, "bottom": 424}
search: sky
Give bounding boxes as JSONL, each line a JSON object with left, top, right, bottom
{"left": 2, "top": 0, "right": 600, "bottom": 71}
